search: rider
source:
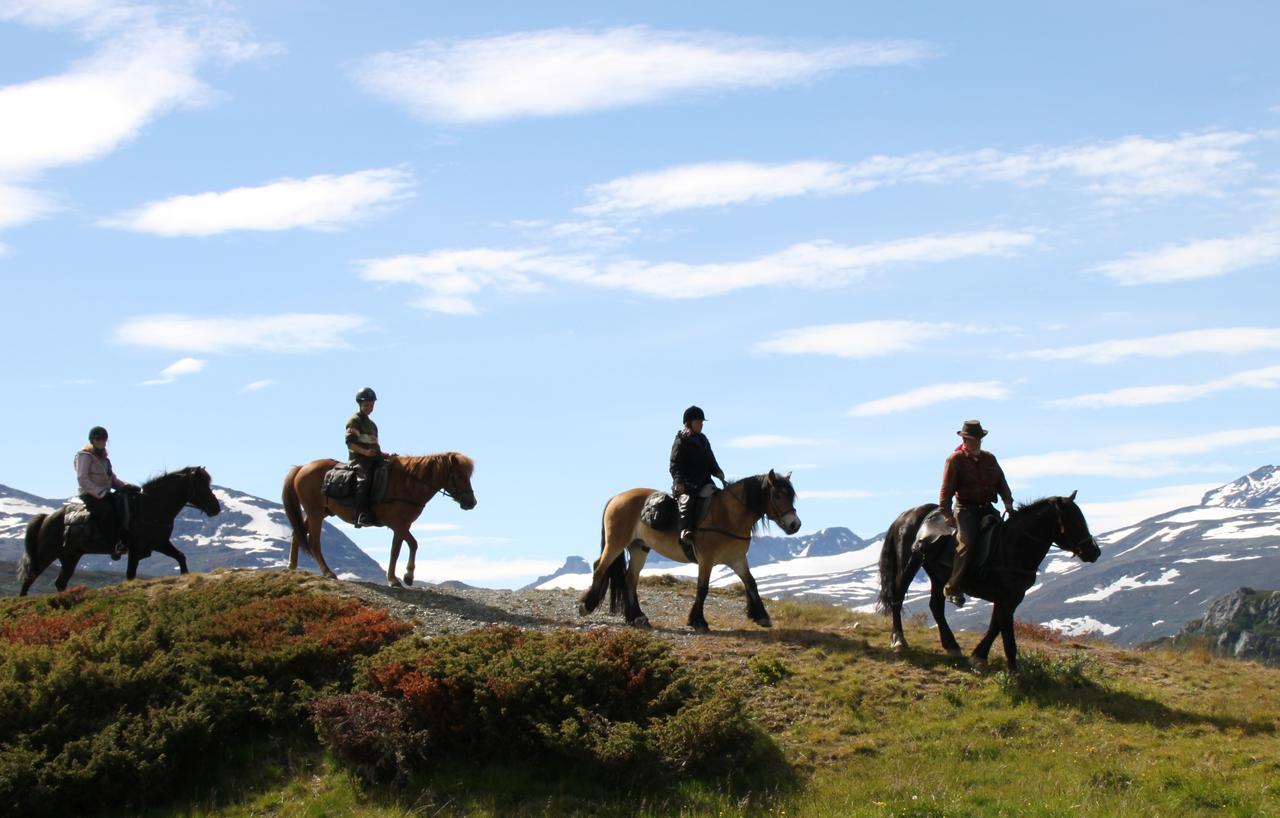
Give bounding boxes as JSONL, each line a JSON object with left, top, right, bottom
{"left": 670, "top": 405, "right": 726, "bottom": 551}
{"left": 346, "top": 387, "right": 388, "bottom": 528}
{"left": 939, "top": 419, "right": 1014, "bottom": 607}
{"left": 74, "top": 426, "right": 137, "bottom": 559}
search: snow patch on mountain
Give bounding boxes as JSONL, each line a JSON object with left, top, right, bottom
{"left": 1065, "top": 569, "right": 1181, "bottom": 603}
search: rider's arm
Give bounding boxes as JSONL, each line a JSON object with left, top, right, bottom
{"left": 995, "top": 458, "right": 1014, "bottom": 510}
{"left": 74, "top": 452, "right": 98, "bottom": 497}
{"left": 939, "top": 454, "right": 957, "bottom": 520}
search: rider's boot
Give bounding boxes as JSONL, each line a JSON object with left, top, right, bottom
{"left": 676, "top": 491, "right": 697, "bottom": 560}
{"left": 944, "top": 540, "right": 970, "bottom": 607}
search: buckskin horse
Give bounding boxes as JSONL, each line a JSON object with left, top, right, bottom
{"left": 579, "top": 470, "right": 801, "bottom": 632}
{"left": 877, "top": 492, "right": 1101, "bottom": 672}
{"left": 16, "top": 466, "right": 222, "bottom": 596}
{"left": 281, "top": 453, "right": 477, "bottom": 586}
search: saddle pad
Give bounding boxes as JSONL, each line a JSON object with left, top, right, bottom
{"left": 915, "top": 508, "right": 999, "bottom": 573}
{"left": 64, "top": 500, "right": 92, "bottom": 529}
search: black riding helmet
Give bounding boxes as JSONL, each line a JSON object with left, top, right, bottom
{"left": 682, "top": 405, "right": 706, "bottom": 425}
{"left": 88, "top": 426, "right": 108, "bottom": 441}
{"left": 355, "top": 387, "right": 378, "bottom": 403}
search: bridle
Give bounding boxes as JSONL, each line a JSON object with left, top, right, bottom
{"left": 699, "top": 477, "right": 796, "bottom": 542}
{"left": 1016, "top": 501, "right": 1094, "bottom": 557}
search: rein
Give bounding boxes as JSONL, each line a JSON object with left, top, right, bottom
{"left": 697, "top": 482, "right": 753, "bottom": 541}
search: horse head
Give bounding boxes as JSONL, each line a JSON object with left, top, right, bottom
{"left": 764, "top": 469, "right": 801, "bottom": 535}
{"left": 1050, "top": 490, "right": 1099, "bottom": 563}
{"left": 444, "top": 453, "right": 477, "bottom": 511}
{"left": 183, "top": 466, "right": 221, "bottom": 517}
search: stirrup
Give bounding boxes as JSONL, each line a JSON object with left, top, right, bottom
{"left": 946, "top": 592, "right": 966, "bottom": 607}
{"left": 355, "top": 512, "right": 373, "bottom": 528}
{"left": 678, "top": 531, "right": 697, "bottom": 562}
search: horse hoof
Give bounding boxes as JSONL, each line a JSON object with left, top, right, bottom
{"left": 402, "top": 573, "right": 414, "bottom": 586}
{"left": 756, "top": 616, "right": 773, "bottom": 629}
{"left": 968, "top": 655, "right": 988, "bottom": 672}
{"left": 947, "top": 648, "right": 964, "bottom": 659}
{"left": 577, "top": 602, "right": 589, "bottom": 617}
{"left": 630, "top": 616, "right": 651, "bottom": 629}
{"left": 690, "top": 623, "right": 710, "bottom": 634}
{"left": 890, "top": 636, "right": 906, "bottom": 653}
{"left": 387, "top": 577, "right": 403, "bottom": 588}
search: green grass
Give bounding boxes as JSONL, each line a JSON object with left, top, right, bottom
{"left": 5, "top": 573, "right": 1280, "bottom": 817}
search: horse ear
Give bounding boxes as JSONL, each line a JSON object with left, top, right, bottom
{"left": 1068, "top": 489, "right": 1078, "bottom": 502}
{"left": 784, "top": 470, "right": 792, "bottom": 480}
{"left": 767, "top": 469, "right": 776, "bottom": 480}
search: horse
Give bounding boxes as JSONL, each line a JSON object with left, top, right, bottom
{"left": 281, "top": 453, "right": 477, "bottom": 585}
{"left": 16, "top": 466, "right": 222, "bottom": 596}
{"left": 876, "top": 492, "right": 1101, "bottom": 672}
{"left": 578, "top": 470, "right": 801, "bottom": 633}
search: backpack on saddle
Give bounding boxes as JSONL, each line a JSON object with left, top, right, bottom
{"left": 912, "top": 505, "right": 1003, "bottom": 576}
{"left": 323, "top": 461, "right": 388, "bottom": 503}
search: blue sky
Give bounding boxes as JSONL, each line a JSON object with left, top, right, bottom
{"left": 3, "top": 1, "right": 1280, "bottom": 586}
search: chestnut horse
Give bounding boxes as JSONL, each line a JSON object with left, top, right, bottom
{"left": 877, "top": 492, "right": 1101, "bottom": 672}
{"left": 282, "top": 453, "right": 476, "bottom": 586}
{"left": 579, "top": 470, "right": 801, "bottom": 633}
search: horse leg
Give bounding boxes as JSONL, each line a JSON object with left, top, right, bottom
{"left": 386, "top": 532, "right": 403, "bottom": 587}
{"left": 126, "top": 549, "right": 139, "bottom": 580}
{"left": 999, "top": 602, "right": 1020, "bottom": 673}
{"left": 402, "top": 530, "right": 419, "bottom": 586}
{"left": 930, "top": 583, "right": 963, "bottom": 657}
{"left": 623, "top": 543, "right": 650, "bottom": 628}
{"left": 308, "top": 517, "right": 337, "bottom": 580}
{"left": 727, "top": 557, "right": 770, "bottom": 627}
{"left": 54, "top": 551, "right": 84, "bottom": 592}
{"left": 687, "top": 559, "right": 713, "bottom": 633}
{"left": 889, "top": 552, "right": 924, "bottom": 652}
{"left": 970, "top": 603, "right": 1003, "bottom": 671}
{"left": 151, "top": 540, "right": 189, "bottom": 574}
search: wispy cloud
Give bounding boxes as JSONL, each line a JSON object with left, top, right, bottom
{"left": 1004, "top": 426, "right": 1280, "bottom": 479}
{"left": 362, "top": 230, "right": 1034, "bottom": 313}
{"left": 1021, "top": 327, "right": 1280, "bottom": 364}
{"left": 239, "top": 379, "right": 274, "bottom": 393}
{"left": 1089, "top": 229, "right": 1280, "bottom": 285}
{"left": 353, "top": 27, "right": 933, "bottom": 123}
{"left": 848, "top": 381, "right": 1010, "bottom": 416}
{"left": 115, "top": 314, "right": 368, "bottom": 353}
{"left": 141, "top": 356, "right": 204, "bottom": 385}
{"left": 1080, "top": 483, "right": 1224, "bottom": 534}
{"left": 0, "top": 182, "right": 56, "bottom": 230}
{"left": 409, "top": 557, "right": 563, "bottom": 587}
{"left": 579, "top": 131, "right": 1256, "bottom": 216}
{"left": 104, "top": 168, "right": 414, "bottom": 236}
{"left": 756, "top": 321, "right": 972, "bottom": 359}
{"left": 727, "top": 435, "right": 829, "bottom": 449}
{"left": 1049, "top": 365, "right": 1280, "bottom": 408}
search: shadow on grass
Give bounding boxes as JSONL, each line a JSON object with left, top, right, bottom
{"left": 351, "top": 581, "right": 549, "bottom": 629}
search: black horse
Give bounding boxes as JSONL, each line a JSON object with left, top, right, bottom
{"left": 16, "top": 466, "right": 221, "bottom": 596}
{"left": 876, "top": 492, "right": 1101, "bottom": 672}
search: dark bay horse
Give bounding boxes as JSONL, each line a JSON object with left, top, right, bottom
{"left": 16, "top": 466, "right": 222, "bottom": 596}
{"left": 877, "top": 492, "right": 1101, "bottom": 672}
{"left": 579, "top": 470, "right": 801, "bottom": 633}
{"left": 282, "top": 453, "right": 477, "bottom": 585}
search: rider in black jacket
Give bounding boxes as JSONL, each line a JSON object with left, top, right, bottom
{"left": 669, "top": 405, "right": 726, "bottom": 548}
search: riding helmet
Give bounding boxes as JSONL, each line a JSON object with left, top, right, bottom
{"left": 355, "top": 387, "right": 378, "bottom": 403}
{"left": 88, "top": 426, "right": 108, "bottom": 441}
{"left": 682, "top": 405, "right": 706, "bottom": 424}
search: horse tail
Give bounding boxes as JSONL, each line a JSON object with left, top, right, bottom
{"left": 876, "top": 515, "right": 901, "bottom": 615}
{"left": 605, "top": 516, "right": 628, "bottom": 615}
{"left": 281, "top": 466, "right": 308, "bottom": 556}
{"left": 17, "top": 513, "right": 46, "bottom": 588}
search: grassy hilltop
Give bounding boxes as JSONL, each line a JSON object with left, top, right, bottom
{"left": 1, "top": 571, "right": 1277, "bottom": 818}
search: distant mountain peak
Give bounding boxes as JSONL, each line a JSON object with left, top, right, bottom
{"left": 1202, "top": 465, "right": 1280, "bottom": 509}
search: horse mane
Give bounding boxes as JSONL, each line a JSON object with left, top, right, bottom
{"left": 729, "top": 473, "right": 794, "bottom": 535}
{"left": 141, "top": 466, "right": 202, "bottom": 491}
{"left": 392, "top": 452, "right": 474, "bottom": 486}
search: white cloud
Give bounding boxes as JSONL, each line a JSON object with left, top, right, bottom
{"left": 848, "top": 381, "right": 1010, "bottom": 416}
{"left": 364, "top": 230, "right": 1034, "bottom": 313}
{"left": 1049, "top": 365, "right": 1280, "bottom": 408}
{"left": 579, "top": 131, "right": 1256, "bottom": 216}
{"left": 756, "top": 320, "right": 966, "bottom": 359}
{"left": 727, "top": 435, "right": 828, "bottom": 448}
{"left": 1022, "top": 327, "right": 1280, "bottom": 364}
{"left": 798, "top": 489, "right": 873, "bottom": 500}
{"left": 1080, "top": 483, "right": 1223, "bottom": 534}
{"left": 141, "top": 355, "right": 204, "bottom": 385}
{"left": 1090, "top": 230, "right": 1280, "bottom": 285}
{"left": 1004, "top": 426, "right": 1280, "bottom": 480}
{"left": 353, "top": 27, "right": 933, "bottom": 123}
{"left": 115, "top": 313, "right": 368, "bottom": 353}
{"left": 104, "top": 167, "right": 414, "bottom": 236}
{"left": 0, "top": 182, "right": 56, "bottom": 230}
{"left": 239, "top": 379, "right": 273, "bottom": 393}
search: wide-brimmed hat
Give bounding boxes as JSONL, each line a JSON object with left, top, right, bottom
{"left": 957, "top": 420, "right": 988, "bottom": 439}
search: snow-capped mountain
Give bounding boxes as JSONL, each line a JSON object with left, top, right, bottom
{"left": 0, "top": 483, "right": 383, "bottom": 583}
{"left": 533, "top": 467, "right": 1280, "bottom": 646}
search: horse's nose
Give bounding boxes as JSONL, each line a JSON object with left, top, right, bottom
{"left": 785, "top": 516, "right": 801, "bottom": 535}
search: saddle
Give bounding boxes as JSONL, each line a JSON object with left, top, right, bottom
{"left": 322, "top": 461, "right": 389, "bottom": 504}
{"left": 912, "top": 507, "right": 1002, "bottom": 575}
{"left": 62, "top": 493, "right": 135, "bottom": 551}
{"left": 639, "top": 487, "right": 716, "bottom": 531}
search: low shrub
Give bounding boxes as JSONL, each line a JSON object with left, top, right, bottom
{"left": 996, "top": 650, "right": 1099, "bottom": 695}
{"left": 748, "top": 652, "right": 794, "bottom": 684}
{"left": 313, "top": 626, "right": 780, "bottom": 785}
{"left": 0, "top": 572, "right": 411, "bottom": 817}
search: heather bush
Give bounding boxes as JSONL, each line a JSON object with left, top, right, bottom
{"left": 313, "top": 626, "right": 778, "bottom": 784}
{"left": 0, "top": 572, "right": 411, "bottom": 817}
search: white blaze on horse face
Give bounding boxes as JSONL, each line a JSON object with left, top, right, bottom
{"left": 781, "top": 512, "right": 801, "bottom": 535}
